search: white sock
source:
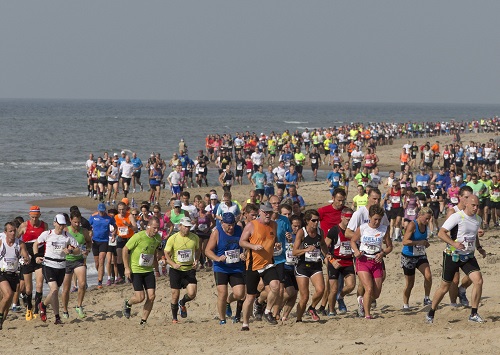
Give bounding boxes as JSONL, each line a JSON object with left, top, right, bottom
{"left": 395, "top": 228, "right": 401, "bottom": 238}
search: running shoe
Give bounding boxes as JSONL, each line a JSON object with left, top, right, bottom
{"left": 264, "top": 312, "right": 278, "bottom": 325}
{"left": 425, "top": 314, "right": 434, "bottom": 324}
{"left": 11, "top": 304, "right": 21, "bottom": 312}
{"left": 123, "top": 300, "right": 131, "bottom": 319}
{"left": 62, "top": 311, "right": 69, "bottom": 319}
{"left": 317, "top": 306, "right": 328, "bottom": 316}
{"left": 219, "top": 320, "right": 227, "bottom": 325}
{"left": 115, "top": 277, "right": 125, "bottom": 284}
{"left": 328, "top": 311, "right": 337, "bottom": 317}
{"left": 423, "top": 297, "right": 432, "bottom": 306}
{"left": 337, "top": 298, "right": 348, "bottom": 314}
{"left": 178, "top": 301, "right": 187, "bottom": 318}
{"left": 97, "top": 282, "right": 103, "bottom": 289}
{"left": 468, "top": 313, "right": 485, "bottom": 323}
{"left": 39, "top": 302, "right": 47, "bottom": 322}
{"left": 0, "top": 316, "right": 3, "bottom": 330}
{"left": 70, "top": 286, "right": 78, "bottom": 293}
{"left": 241, "top": 325, "right": 250, "bottom": 331}
{"left": 449, "top": 302, "right": 459, "bottom": 308}
{"left": 308, "top": 307, "right": 320, "bottom": 322}
{"left": 172, "top": 319, "right": 179, "bottom": 324}
{"left": 106, "top": 279, "right": 112, "bottom": 286}
{"left": 402, "top": 305, "right": 410, "bottom": 312}
{"left": 253, "top": 299, "right": 264, "bottom": 321}
{"left": 357, "top": 296, "right": 365, "bottom": 317}
{"left": 75, "top": 306, "right": 86, "bottom": 319}
{"left": 54, "top": 318, "right": 63, "bottom": 325}
{"left": 225, "top": 303, "right": 232, "bottom": 318}
{"left": 371, "top": 300, "right": 377, "bottom": 309}
{"left": 232, "top": 317, "right": 240, "bottom": 324}
{"left": 365, "top": 315, "right": 373, "bottom": 320}
{"left": 458, "top": 288, "right": 469, "bottom": 307}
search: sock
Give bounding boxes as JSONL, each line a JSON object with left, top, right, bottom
{"left": 486, "top": 213, "right": 491, "bottom": 225}
{"left": 26, "top": 294, "right": 33, "bottom": 310}
{"left": 140, "top": 319, "right": 147, "bottom": 325}
{"left": 125, "top": 300, "right": 131, "bottom": 308}
{"left": 458, "top": 286, "right": 466, "bottom": 293}
{"left": 124, "top": 190, "right": 129, "bottom": 197}
{"left": 318, "top": 305, "right": 325, "bottom": 312}
{"left": 395, "top": 228, "right": 401, "bottom": 239}
{"left": 235, "top": 300, "right": 243, "bottom": 318}
{"left": 471, "top": 308, "right": 478, "bottom": 315}
{"left": 171, "top": 303, "right": 179, "bottom": 320}
{"left": 117, "top": 263, "right": 125, "bottom": 279}
{"left": 180, "top": 294, "right": 192, "bottom": 306}
{"left": 55, "top": 314, "right": 60, "bottom": 320}
{"left": 107, "top": 276, "right": 111, "bottom": 280}
{"left": 264, "top": 308, "right": 271, "bottom": 315}
{"left": 428, "top": 309, "right": 436, "bottom": 317}
{"left": 34, "top": 292, "right": 42, "bottom": 312}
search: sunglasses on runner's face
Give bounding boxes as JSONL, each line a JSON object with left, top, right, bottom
{"left": 309, "top": 219, "right": 319, "bottom": 222}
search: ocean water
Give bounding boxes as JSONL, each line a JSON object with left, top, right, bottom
{"left": 2, "top": 98, "right": 500, "bottom": 286}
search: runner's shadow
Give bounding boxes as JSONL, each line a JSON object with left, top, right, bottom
{"left": 487, "top": 316, "right": 500, "bottom": 322}
{"left": 447, "top": 319, "right": 461, "bottom": 324}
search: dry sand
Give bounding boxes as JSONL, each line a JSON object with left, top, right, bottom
{"left": 2, "top": 132, "right": 499, "bottom": 354}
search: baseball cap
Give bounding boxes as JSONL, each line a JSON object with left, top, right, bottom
{"left": 210, "top": 194, "right": 218, "bottom": 200}
{"left": 222, "top": 213, "right": 235, "bottom": 224}
{"left": 179, "top": 217, "right": 193, "bottom": 227}
{"left": 121, "top": 198, "right": 130, "bottom": 205}
{"left": 260, "top": 202, "right": 274, "bottom": 212}
{"left": 173, "top": 200, "right": 182, "bottom": 207}
{"left": 97, "top": 203, "right": 107, "bottom": 212}
{"left": 54, "top": 214, "right": 67, "bottom": 225}
{"left": 29, "top": 205, "right": 41, "bottom": 216}
{"left": 113, "top": 152, "right": 118, "bottom": 156}
{"left": 121, "top": 151, "right": 126, "bottom": 155}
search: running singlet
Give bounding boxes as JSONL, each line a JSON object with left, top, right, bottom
{"left": 0, "top": 238, "right": 21, "bottom": 272}
{"left": 246, "top": 220, "right": 276, "bottom": 271}
{"left": 389, "top": 188, "right": 402, "bottom": 208}
{"left": 213, "top": 224, "right": 244, "bottom": 274}
{"left": 66, "top": 226, "right": 85, "bottom": 261}
{"left": 298, "top": 227, "right": 323, "bottom": 266}
{"left": 401, "top": 220, "right": 428, "bottom": 257}
{"left": 38, "top": 230, "right": 78, "bottom": 269}
{"left": 359, "top": 224, "right": 387, "bottom": 258}
{"left": 327, "top": 225, "right": 353, "bottom": 267}
{"left": 22, "top": 220, "right": 46, "bottom": 243}
{"left": 115, "top": 213, "right": 134, "bottom": 239}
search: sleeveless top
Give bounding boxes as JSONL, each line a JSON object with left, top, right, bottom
{"left": 115, "top": 213, "right": 134, "bottom": 239}
{"left": 402, "top": 220, "right": 428, "bottom": 257}
{"left": 0, "top": 238, "right": 21, "bottom": 272}
{"left": 246, "top": 220, "right": 276, "bottom": 271}
{"left": 389, "top": 188, "right": 402, "bottom": 208}
{"left": 213, "top": 224, "right": 244, "bottom": 274}
{"left": 23, "top": 220, "right": 46, "bottom": 243}
{"left": 66, "top": 226, "right": 85, "bottom": 261}
{"left": 359, "top": 223, "right": 387, "bottom": 258}
{"left": 298, "top": 227, "right": 323, "bottom": 266}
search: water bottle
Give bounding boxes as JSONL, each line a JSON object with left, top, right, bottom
{"left": 451, "top": 251, "right": 459, "bottom": 262}
{"left": 131, "top": 197, "right": 136, "bottom": 208}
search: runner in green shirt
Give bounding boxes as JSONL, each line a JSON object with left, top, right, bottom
{"left": 122, "top": 217, "right": 161, "bottom": 325}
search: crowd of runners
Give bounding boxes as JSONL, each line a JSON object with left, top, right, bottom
{"left": 0, "top": 117, "right": 497, "bottom": 330}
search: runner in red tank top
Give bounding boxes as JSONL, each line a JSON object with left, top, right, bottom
{"left": 17, "top": 206, "right": 48, "bottom": 320}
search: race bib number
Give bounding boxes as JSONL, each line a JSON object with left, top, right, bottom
{"left": 391, "top": 196, "right": 400, "bottom": 204}
{"left": 363, "top": 243, "right": 380, "bottom": 256}
{"left": 339, "top": 241, "right": 352, "bottom": 256}
{"left": 246, "top": 169, "right": 252, "bottom": 174}
{"left": 311, "top": 159, "right": 317, "bottom": 164}
{"left": 333, "top": 176, "right": 339, "bottom": 182}
{"left": 118, "top": 226, "right": 129, "bottom": 236}
{"left": 285, "top": 249, "right": 297, "bottom": 265}
{"left": 304, "top": 249, "right": 321, "bottom": 262}
{"left": 138, "top": 253, "right": 154, "bottom": 267}
{"left": 198, "top": 223, "right": 208, "bottom": 231}
{"left": 462, "top": 237, "right": 476, "bottom": 252}
{"left": 237, "top": 164, "right": 243, "bottom": 170}
{"left": 3, "top": 257, "right": 18, "bottom": 271}
{"left": 406, "top": 208, "right": 416, "bottom": 216}
{"left": 52, "top": 242, "right": 65, "bottom": 251}
{"left": 199, "top": 168, "right": 205, "bottom": 172}
{"left": 273, "top": 245, "right": 283, "bottom": 256}
{"left": 177, "top": 249, "right": 193, "bottom": 263}
{"left": 225, "top": 249, "right": 240, "bottom": 264}
{"left": 450, "top": 197, "right": 459, "bottom": 204}
{"left": 444, "top": 154, "right": 449, "bottom": 159}
{"left": 413, "top": 244, "right": 426, "bottom": 256}
{"left": 108, "top": 236, "right": 117, "bottom": 246}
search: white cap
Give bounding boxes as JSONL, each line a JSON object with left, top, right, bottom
{"left": 210, "top": 194, "right": 218, "bottom": 200}
{"left": 179, "top": 217, "right": 193, "bottom": 227}
{"left": 121, "top": 151, "right": 126, "bottom": 155}
{"left": 54, "top": 214, "right": 67, "bottom": 225}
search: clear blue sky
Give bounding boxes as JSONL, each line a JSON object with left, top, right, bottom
{"left": 1, "top": 1, "right": 499, "bottom": 103}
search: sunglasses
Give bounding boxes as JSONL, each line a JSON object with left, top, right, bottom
{"left": 310, "top": 219, "right": 319, "bottom": 222}
{"left": 131, "top": 213, "right": 138, "bottom": 216}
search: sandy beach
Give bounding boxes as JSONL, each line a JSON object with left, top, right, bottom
{"left": 3, "top": 132, "right": 499, "bottom": 354}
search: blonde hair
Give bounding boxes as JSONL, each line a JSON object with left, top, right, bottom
{"left": 418, "top": 207, "right": 432, "bottom": 216}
